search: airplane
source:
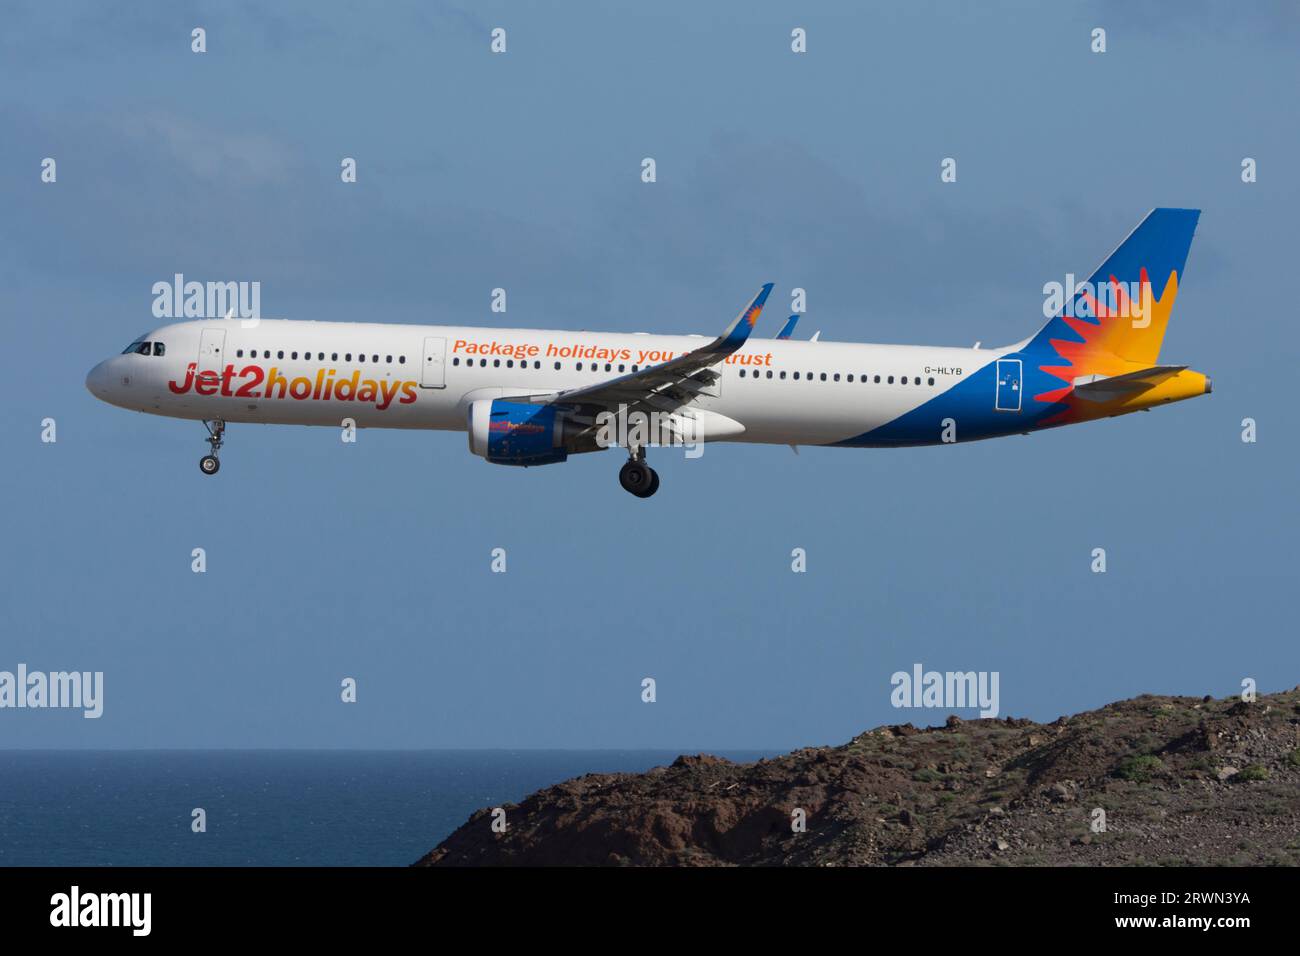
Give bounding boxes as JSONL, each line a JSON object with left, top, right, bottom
{"left": 86, "top": 208, "right": 1210, "bottom": 498}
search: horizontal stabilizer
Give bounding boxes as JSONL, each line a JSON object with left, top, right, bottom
{"left": 1072, "top": 365, "right": 1187, "bottom": 401}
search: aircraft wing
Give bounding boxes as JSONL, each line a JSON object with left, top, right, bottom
{"left": 526, "top": 283, "right": 773, "bottom": 414}
{"left": 1072, "top": 365, "right": 1187, "bottom": 401}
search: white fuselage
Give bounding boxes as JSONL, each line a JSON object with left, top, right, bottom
{"left": 86, "top": 318, "right": 990, "bottom": 448}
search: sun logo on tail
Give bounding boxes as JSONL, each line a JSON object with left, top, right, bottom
{"left": 1035, "top": 267, "right": 1179, "bottom": 412}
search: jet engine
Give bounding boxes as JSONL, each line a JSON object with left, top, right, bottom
{"left": 467, "top": 399, "right": 571, "bottom": 466}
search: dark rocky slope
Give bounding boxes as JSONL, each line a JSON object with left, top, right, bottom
{"left": 415, "top": 689, "right": 1300, "bottom": 866}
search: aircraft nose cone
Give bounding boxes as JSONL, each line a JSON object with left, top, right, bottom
{"left": 85, "top": 360, "right": 110, "bottom": 400}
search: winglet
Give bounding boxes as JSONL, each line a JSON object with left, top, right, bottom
{"left": 719, "top": 283, "right": 774, "bottom": 350}
{"left": 776, "top": 314, "right": 799, "bottom": 340}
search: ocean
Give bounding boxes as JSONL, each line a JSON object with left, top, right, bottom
{"left": 0, "top": 750, "right": 769, "bottom": 866}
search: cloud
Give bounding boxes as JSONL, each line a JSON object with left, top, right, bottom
{"left": 132, "top": 111, "right": 297, "bottom": 186}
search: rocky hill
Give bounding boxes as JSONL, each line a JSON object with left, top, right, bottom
{"left": 415, "top": 689, "right": 1300, "bottom": 866}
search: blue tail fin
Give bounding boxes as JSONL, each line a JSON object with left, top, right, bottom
{"left": 1025, "top": 208, "right": 1200, "bottom": 366}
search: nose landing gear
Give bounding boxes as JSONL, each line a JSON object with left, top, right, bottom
{"left": 199, "top": 420, "right": 225, "bottom": 475}
{"left": 618, "top": 449, "right": 660, "bottom": 498}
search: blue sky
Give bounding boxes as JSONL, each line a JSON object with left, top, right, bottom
{"left": 2, "top": 1, "right": 1296, "bottom": 749}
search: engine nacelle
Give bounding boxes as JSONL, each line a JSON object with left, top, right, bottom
{"left": 467, "top": 399, "right": 569, "bottom": 466}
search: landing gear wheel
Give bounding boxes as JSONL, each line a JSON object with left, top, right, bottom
{"left": 619, "top": 461, "right": 660, "bottom": 498}
{"left": 200, "top": 419, "right": 226, "bottom": 476}
{"left": 619, "top": 459, "right": 655, "bottom": 497}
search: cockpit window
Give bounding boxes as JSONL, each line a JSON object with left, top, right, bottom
{"left": 121, "top": 340, "right": 162, "bottom": 356}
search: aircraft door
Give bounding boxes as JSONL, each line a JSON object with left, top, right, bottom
{"left": 198, "top": 328, "right": 227, "bottom": 374}
{"left": 995, "top": 358, "right": 1022, "bottom": 412}
{"left": 420, "top": 336, "right": 447, "bottom": 388}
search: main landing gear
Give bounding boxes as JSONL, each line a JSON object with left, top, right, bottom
{"left": 199, "top": 419, "right": 225, "bottom": 475}
{"left": 618, "top": 448, "right": 660, "bottom": 498}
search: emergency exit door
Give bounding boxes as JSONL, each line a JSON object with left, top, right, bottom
{"left": 420, "top": 336, "right": 447, "bottom": 388}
